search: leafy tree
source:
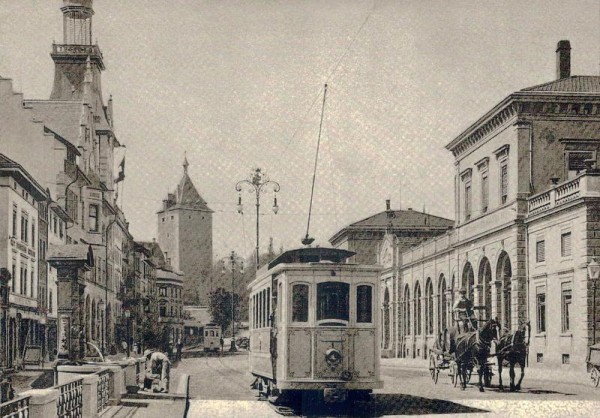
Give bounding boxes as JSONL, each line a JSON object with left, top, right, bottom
{"left": 209, "top": 287, "right": 241, "bottom": 335}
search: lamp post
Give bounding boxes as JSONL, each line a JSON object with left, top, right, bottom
{"left": 124, "top": 309, "right": 131, "bottom": 358}
{"left": 236, "top": 168, "right": 280, "bottom": 267}
{"left": 221, "top": 251, "right": 244, "bottom": 352}
{"left": 588, "top": 259, "right": 600, "bottom": 344}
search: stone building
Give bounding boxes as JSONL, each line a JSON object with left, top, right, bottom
{"left": 329, "top": 200, "right": 454, "bottom": 357}
{"left": 385, "top": 41, "right": 600, "bottom": 373}
{"left": 157, "top": 157, "right": 213, "bottom": 305}
{"left": 0, "top": 0, "right": 131, "bottom": 359}
{"left": 0, "top": 155, "right": 48, "bottom": 367}
{"left": 156, "top": 267, "right": 185, "bottom": 348}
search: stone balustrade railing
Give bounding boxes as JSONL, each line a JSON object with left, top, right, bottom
{"left": 0, "top": 394, "right": 30, "bottom": 418}
{"left": 528, "top": 171, "right": 600, "bottom": 216}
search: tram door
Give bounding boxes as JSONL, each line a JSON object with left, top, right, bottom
{"left": 269, "top": 279, "right": 279, "bottom": 381}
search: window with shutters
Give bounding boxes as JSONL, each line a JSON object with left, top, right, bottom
{"left": 464, "top": 183, "right": 472, "bottom": 221}
{"left": 481, "top": 173, "right": 489, "bottom": 213}
{"left": 536, "top": 240, "right": 545, "bottom": 263}
{"left": 536, "top": 286, "right": 546, "bottom": 333}
{"left": 500, "top": 164, "right": 508, "bottom": 204}
{"left": 561, "top": 283, "right": 572, "bottom": 333}
{"left": 561, "top": 232, "right": 572, "bottom": 257}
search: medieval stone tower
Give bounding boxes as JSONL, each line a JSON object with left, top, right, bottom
{"left": 157, "top": 156, "right": 213, "bottom": 305}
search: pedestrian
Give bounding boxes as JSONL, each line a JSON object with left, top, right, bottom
{"left": 176, "top": 339, "right": 183, "bottom": 362}
{"left": 219, "top": 336, "right": 224, "bottom": 354}
{"left": 144, "top": 349, "right": 171, "bottom": 393}
{"left": 121, "top": 340, "right": 128, "bottom": 354}
{"left": 167, "top": 341, "right": 174, "bottom": 360}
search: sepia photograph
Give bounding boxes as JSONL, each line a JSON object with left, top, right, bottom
{"left": 1, "top": 0, "right": 600, "bottom": 416}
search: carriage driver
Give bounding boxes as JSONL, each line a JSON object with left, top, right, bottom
{"left": 453, "top": 289, "right": 476, "bottom": 333}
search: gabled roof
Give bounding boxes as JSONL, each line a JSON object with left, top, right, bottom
{"left": 329, "top": 209, "right": 454, "bottom": 245}
{"left": 520, "top": 76, "right": 600, "bottom": 93}
{"left": 25, "top": 100, "right": 83, "bottom": 147}
{"left": 0, "top": 154, "right": 48, "bottom": 201}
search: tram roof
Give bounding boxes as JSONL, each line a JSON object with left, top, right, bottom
{"left": 267, "top": 247, "right": 356, "bottom": 270}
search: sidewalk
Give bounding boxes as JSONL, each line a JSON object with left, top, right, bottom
{"left": 381, "top": 357, "right": 590, "bottom": 385}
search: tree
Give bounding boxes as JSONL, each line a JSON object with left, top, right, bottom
{"left": 209, "top": 287, "right": 241, "bottom": 335}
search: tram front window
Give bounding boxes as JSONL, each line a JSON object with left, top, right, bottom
{"left": 317, "top": 282, "right": 349, "bottom": 325}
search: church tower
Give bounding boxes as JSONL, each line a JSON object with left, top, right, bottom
{"left": 50, "top": 0, "right": 105, "bottom": 104}
{"left": 157, "top": 156, "right": 214, "bottom": 305}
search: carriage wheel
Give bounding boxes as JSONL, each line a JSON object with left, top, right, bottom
{"left": 591, "top": 367, "right": 600, "bottom": 388}
{"left": 429, "top": 356, "right": 439, "bottom": 384}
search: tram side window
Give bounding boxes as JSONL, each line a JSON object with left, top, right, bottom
{"left": 267, "top": 288, "right": 271, "bottom": 325}
{"left": 317, "top": 282, "right": 349, "bottom": 323}
{"left": 292, "top": 284, "right": 309, "bottom": 322}
{"left": 357, "top": 285, "right": 373, "bottom": 323}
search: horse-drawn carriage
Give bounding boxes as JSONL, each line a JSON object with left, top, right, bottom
{"left": 428, "top": 306, "right": 495, "bottom": 389}
{"left": 586, "top": 343, "right": 600, "bottom": 387}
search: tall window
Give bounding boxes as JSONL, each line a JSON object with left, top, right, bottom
{"left": 12, "top": 205, "right": 17, "bottom": 237}
{"left": 464, "top": 183, "right": 472, "bottom": 221}
{"left": 404, "top": 286, "right": 411, "bottom": 336}
{"left": 481, "top": 173, "right": 489, "bottom": 213}
{"left": 159, "top": 304, "right": 166, "bottom": 317}
{"left": 415, "top": 283, "right": 422, "bottom": 335}
{"left": 31, "top": 222, "right": 35, "bottom": 248}
{"left": 53, "top": 215, "right": 57, "bottom": 234}
{"left": 30, "top": 270, "right": 34, "bottom": 298}
{"left": 500, "top": 164, "right": 508, "bottom": 204}
{"left": 11, "top": 263, "right": 16, "bottom": 293}
{"left": 561, "top": 283, "right": 572, "bottom": 333}
{"left": 292, "top": 284, "right": 309, "bottom": 322}
{"left": 536, "top": 286, "right": 546, "bottom": 333}
{"left": 89, "top": 204, "right": 99, "bottom": 232}
{"left": 425, "top": 280, "right": 434, "bottom": 335}
{"left": 21, "top": 212, "right": 29, "bottom": 242}
{"left": 49, "top": 289, "right": 53, "bottom": 313}
{"left": 536, "top": 240, "right": 546, "bottom": 263}
{"left": 22, "top": 267, "right": 27, "bottom": 296}
{"left": 66, "top": 190, "right": 78, "bottom": 223}
{"left": 357, "top": 285, "right": 373, "bottom": 323}
{"left": 561, "top": 232, "right": 572, "bottom": 257}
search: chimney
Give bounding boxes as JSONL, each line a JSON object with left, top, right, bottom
{"left": 556, "top": 40, "right": 571, "bottom": 79}
{"left": 385, "top": 199, "right": 391, "bottom": 211}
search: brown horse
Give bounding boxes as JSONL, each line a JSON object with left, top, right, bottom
{"left": 496, "top": 321, "right": 530, "bottom": 391}
{"left": 453, "top": 318, "right": 500, "bottom": 392}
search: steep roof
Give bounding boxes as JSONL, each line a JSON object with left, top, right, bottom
{"left": 25, "top": 100, "right": 83, "bottom": 147}
{"left": 520, "top": 76, "right": 600, "bottom": 93}
{"left": 175, "top": 172, "right": 212, "bottom": 211}
{"left": 0, "top": 154, "right": 48, "bottom": 201}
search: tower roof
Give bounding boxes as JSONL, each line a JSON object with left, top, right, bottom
{"left": 159, "top": 157, "right": 212, "bottom": 212}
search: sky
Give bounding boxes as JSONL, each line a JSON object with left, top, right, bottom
{"left": 1, "top": 0, "right": 599, "bottom": 261}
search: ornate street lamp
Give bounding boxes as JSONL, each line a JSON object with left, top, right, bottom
{"left": 221, "top": 251, "right": 244, "bottom": 351}
{"left": 236, "top": 168, "right": 280, "bottom": 267}
{"left": 588, "top": 258, "right": 600, "bottom": 344}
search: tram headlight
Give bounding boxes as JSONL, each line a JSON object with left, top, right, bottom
{"left": 325, "top": 348, "right": 343, "bottom": 370}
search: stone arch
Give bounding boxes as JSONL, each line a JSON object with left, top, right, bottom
{"left": 414, "top": 281, "right": 422, "bottom": 336}
{"left": 425, "top": 278, "right": 434, "bottom": 335}
{"left": 383, "top": 287, "right": 390, "bottom": 349}
{"left": 496, "top": 251, "right": 512, "bottom": 331}
{"left": 403, "top": 284, "right": 411, "bottom": 337}
{"left": 438, "top": 274, "right": 448, "bottom": 331}
{"left": 478, "top": 257, "right": 493, "bottom": 318}
{"left": 462, "top": 262, "right": 475, "bottom": 301}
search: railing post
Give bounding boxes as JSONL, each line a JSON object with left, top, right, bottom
{"left": 104, "top": 364, "right": 126, "bottom": 403}
{"left": 82, "top": 374, "right": 100, "bottom": 418}
{"left": 20, "top": 389, "right": 58, "bottom": 418}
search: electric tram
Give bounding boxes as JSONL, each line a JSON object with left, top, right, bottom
{"left": 203, "top": 323, "right": 222, "bottom": 353}
{"left": 248, "top": 247, "right": 382, "bottom": 402}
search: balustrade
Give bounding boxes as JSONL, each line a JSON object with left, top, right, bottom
{"left": 56, "top": 378, "right": 83, "bottom": 418}
{"left": 0, "top": 395, "right": 30, "bottom": 418}
{"left": 96, "top": 369, "right": 111, "bottom": 414}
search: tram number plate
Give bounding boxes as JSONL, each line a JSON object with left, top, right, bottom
{"left": 323, "top": 388, "right": 347, "bottom": 403}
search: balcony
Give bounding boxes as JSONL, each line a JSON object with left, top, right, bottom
{"left": 528, "top": 171, "right": 600, "bottom": 216}
{"left": 51, "top": 43, "right": 105, "bottom": 69}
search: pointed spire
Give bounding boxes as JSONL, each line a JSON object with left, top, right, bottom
{"left": 183, "top": 152, "right": 189, "bottom": 174}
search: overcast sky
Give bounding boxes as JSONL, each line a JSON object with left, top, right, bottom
{"left": 1, "top": 0, "right": 599, "bottom": 261}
